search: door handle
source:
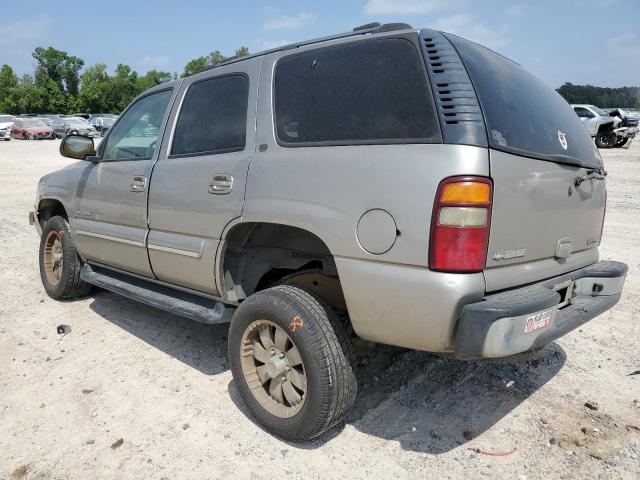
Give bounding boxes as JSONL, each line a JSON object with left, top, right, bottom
{"left": 209, "top": 174, "right": 233, "bottom": 194}
{"left": 130, "top": 175, "right": 147, "bottom": 192}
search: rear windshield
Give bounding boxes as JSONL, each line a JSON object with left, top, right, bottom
{"left": 447, "top": 34, "right": 601, "bottom": 168}
{"left": 274, "top": 37, "right": 440, "bottom": 145}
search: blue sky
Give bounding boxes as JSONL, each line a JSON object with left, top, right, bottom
{"left": 1, "top": 0, "right": 638, "bottom": 88}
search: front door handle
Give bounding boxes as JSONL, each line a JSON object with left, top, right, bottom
{"left": 209, "top": 174, "right": 233, "bottom": 194}
{"left": 130, "top": 175, "right": 147, "bottom": 192}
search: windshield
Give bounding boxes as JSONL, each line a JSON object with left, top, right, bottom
{"left": 68, "top": 118, "right": 87, "bottom": 125}
{"left": 0, "top": 115, "right": 14, "bottom": 123}
{"left": 22, "top": 119, "right": 47, "bottom": 127}
{"left": 447, "top": 34, "right": 602, "bottom": 168}
{"left": 591, "top": 106, "right": 610, "bottom": 116}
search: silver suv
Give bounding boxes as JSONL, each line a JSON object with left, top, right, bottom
{"left": 30, "top": 23, "right": 628, "bottom": 441}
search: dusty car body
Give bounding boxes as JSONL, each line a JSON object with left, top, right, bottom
{"left": 11, "top": 118, "right": 54, "bottom": 139}
{"left": 31, "top": 23, "right": 628, "bottom": 441}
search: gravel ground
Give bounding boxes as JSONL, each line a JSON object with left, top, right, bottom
{"left": 0, "top": 138, "right": 638, "bottom": 480}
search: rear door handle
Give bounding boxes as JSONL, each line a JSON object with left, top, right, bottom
{"left": 209, "top": 174, "right": 233, "bottom": 194}
{"left": 130, "top": 175, "right": 147, "bottom": 192}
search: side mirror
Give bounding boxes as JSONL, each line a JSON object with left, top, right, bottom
{"left": 60, "top": 134, "right": 96, "bottom": 160}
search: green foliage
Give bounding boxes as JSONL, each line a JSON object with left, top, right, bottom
{"left": 0, "top": 45, "right": 250, "bottom": 114}
{"left": 235, "top": 46, "right": 250, "bottom": 58}
{"left": 181, "top": 47, "right": 250, "bottom": 77}
{"left": 556, "top": 83, "right": 640, "bottom": 109}
{"left": 0, "top": 65, "right": 19, "bottom": 114}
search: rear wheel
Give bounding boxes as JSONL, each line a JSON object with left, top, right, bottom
{"left": 39, "top": 215, "right": 92, "bottom": 300}
{"left": 228, "top": 285, "right": 356, "bottom": 441}
{"left": 595, "top": 131, "right": 617, "bottom": 148}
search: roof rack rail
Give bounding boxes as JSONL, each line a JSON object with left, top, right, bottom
{"left": 196, "top": 22, "right": 414, "bottom": 75}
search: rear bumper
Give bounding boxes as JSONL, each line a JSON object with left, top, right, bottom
{"left": 455, "top": 260, "right": 628, "bottom": 359}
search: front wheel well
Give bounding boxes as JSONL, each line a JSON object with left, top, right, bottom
{"left": 38, "top": 199, "right": 68, "bottom": 227}
{"left": 220, "top": 222, "right": 346, "bottom": 311}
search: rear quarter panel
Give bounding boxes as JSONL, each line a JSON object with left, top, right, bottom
{"left": 241, "top": 50, "right": 490, "bottom": 350}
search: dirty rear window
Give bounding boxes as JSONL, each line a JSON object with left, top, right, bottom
{"left": 274, "top": 38, "right": 440, "bottom": 146}
{"left": 447, "top": 34, "right": 601, "bottom": 168}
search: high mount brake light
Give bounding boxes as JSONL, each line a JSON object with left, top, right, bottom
{"left": 429, "top": 176, "right": 493, "bottom": 273}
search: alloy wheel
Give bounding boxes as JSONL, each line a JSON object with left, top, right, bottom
{"left": 43, "top": 230, "right": 64, "bottom": 286}
{"left": 239, "top": 319, "right": 307, "bottom": 418}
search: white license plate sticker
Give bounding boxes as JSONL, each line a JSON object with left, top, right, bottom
{"left": 524, "top": 309, "right": 553, "bottom": 334}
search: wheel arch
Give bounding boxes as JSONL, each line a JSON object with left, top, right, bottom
{"left": 37, "top": 197, "right": 69, "bottom": 227}
{"left": 217, "top": 220, "right": 347, "bottom": 311}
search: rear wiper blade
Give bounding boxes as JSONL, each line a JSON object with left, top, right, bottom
{"left": 575, "top": 168, "right": 607, "bottom": 187}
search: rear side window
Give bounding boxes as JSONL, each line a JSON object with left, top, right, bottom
{"left": 171, "top": 74, "right": 248, "bottom": 157}
{"left": 274, "top": 38, "right": 439, "bottom": 145}
{"left": 447, "top": 34, "right": 601, "bottom": 168}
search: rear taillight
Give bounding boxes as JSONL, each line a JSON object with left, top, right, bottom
{"left": 429, "top": 176, "right": 493, "bottom": 273}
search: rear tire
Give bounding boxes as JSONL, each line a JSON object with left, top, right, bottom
{"left": 39, "top": 215, "right": 92, "bottom": 300}
{"left": 228, "top": 285, "right": 357, "bottom": 441}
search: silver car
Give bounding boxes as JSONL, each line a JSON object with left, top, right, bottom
{"left": 30, "top": 23, "right": 627, "bottom": 441}
{"left": 0, "top": 114, "right": 14, "bottom": 140}
{"left": 51, "top": 117, "right": 98, "bottom": 139}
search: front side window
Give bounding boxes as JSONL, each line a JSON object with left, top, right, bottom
{"left": 171, "top": 74, "right": 249, "bottom": 157}
{"left": 102, "top": 89, "right": 172, "bottom": 161}
{"left": 274, "top": 38, "right": 439, "bottom": 145}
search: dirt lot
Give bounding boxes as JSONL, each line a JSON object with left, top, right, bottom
{"left": 0, "top": 138, "right": 638, "bottom": 479}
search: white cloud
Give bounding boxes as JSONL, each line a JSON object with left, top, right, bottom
{"left": 434, "top": 14, "right": 509, "bottom": 50}
{"left": 140, "top": 55, "right": 170, "bottom": 69}
{"left": 0, "top": 17, "right": 54, "bottom": 74}
{"left": 263, "top": 13, "right": 317, "bottom": 30}
{"left": 364, "top": 0, "right": 464, "bottom": 15}
{"left": 0, "top": 17, "right": 52, "bottom": 45}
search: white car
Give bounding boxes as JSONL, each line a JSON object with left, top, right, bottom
{"left": 0, "top": 114, "right": 14, "bottom": 141}
{"left": 571, "top": 104, "right": 620, "bottom": 148}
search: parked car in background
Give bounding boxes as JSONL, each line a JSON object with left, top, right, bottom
{"left": 51, "top": 117, "right": 98, "bottom": 139}
{"left": 32, "top": 23, "right": 627, "bottom": 441}
{"left": 11, "top": 118, "right": 54, "bottom": 140}
{"left": 71, "top": 113, "right": 91, "bottom": 120}
{"left": 39, "top": 115, "right": 63, "bottom": 127}
{"left": 88, "top": 114, "right": 118, "bottom": 136}
{"left": 607, "top": 108, "right": 639, "bottom": 147}
{"left": 572, "top": 104, "right": 620, "bottom": 148}
{"left": 0, "top": 114, "right": 15, "bottom": 141}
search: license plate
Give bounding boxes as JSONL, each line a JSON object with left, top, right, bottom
{"left": 524, "top": 309, "right": 553, "bottom": 333}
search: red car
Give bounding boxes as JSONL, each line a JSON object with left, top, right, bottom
{"left": 11, "top": 118, "right": 55, "bottom": 140}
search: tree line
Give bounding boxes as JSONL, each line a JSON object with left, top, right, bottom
{"left": 2, "top": 48, "right": 638, "bottom": 115}
{"left": 0, "top": 46, "right": 249, "bottom": 115}
{"left": 556, "top": 82, "right": 640, "bottom": 109}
